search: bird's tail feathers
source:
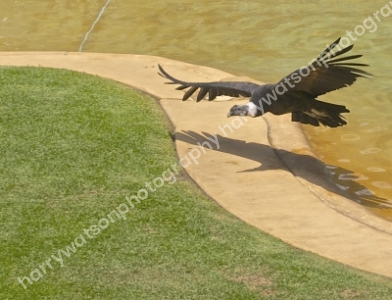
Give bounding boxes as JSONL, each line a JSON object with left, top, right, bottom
{"left": 292, "top": 100, "right": 349, "bottom": 128}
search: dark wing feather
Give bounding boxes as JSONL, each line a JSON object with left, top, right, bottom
{"left": 183, "top": 87, "right": 198, "bottom": 100}
{"left": 278, "top": 37, "right": 372, "bottom": 97}
{"left": 208, "top": 89, "right": 217, "bottom": 100}
{"left": 158, "top": 64, "right": 259, "bottom": 102}
{"left": 197, "top": 87, "right": 209, "bottom": 101}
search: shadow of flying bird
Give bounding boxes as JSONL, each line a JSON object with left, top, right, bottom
{"left": 159, "top": 37, "right": 372, "bottom": 128}
{"left": 176, "top": 131, "right": 392, "bottom": 210}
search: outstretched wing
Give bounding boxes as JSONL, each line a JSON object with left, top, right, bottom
{"left": 278, "top": 37, "right": 372, "bottom": 97}
{"left": 158, "top": 64, "right": 260, "bottom": 102}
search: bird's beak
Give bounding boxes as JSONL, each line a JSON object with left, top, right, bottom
{"left": 227, "top": 112, "right": 232, "bottom": 118}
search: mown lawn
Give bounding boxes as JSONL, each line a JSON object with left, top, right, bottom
{"left": 1, "top": 67, "right": 392, "bottom": 300}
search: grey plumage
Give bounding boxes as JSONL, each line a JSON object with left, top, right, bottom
{"left": 158, "top": 37, "right": 372, "bottom": 128}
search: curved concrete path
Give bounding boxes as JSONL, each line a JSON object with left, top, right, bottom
{"left": 1, "top": 52, "right": 392, "bottom": 279}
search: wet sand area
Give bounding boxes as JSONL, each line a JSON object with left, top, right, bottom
{"left": 1, "top": 51, "right": 391, "bottom": 278}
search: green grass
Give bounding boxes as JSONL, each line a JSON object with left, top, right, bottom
{"left": 1, "top": 67, "right": 392, "bottom": 300}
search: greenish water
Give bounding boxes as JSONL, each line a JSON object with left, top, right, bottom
{"left": 0, "top": 0, "right": 391, "bottom": 219}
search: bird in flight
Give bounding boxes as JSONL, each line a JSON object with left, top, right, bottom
{"left": 158, "top": 37, "right": 372, "bottom": 128}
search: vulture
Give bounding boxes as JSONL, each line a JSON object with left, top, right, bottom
{"left": 158, "top": 37, "right": 372, "bottom": 128}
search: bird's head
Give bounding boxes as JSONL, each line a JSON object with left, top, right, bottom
{"left": 227, "top": 105, "right": 249, "bottom": 118}
{"left": 227, "top": 103, "right": 258, "bottom": 118}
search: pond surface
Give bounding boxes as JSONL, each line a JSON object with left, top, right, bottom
{"left": 1, "top": 0, "right": 391, "bottom": 220}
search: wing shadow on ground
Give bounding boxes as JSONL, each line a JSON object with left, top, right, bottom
{"left": 176, "top": 130, "right": 392, "bottom": 210}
